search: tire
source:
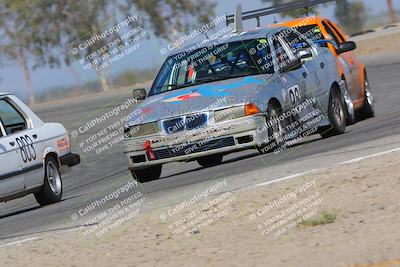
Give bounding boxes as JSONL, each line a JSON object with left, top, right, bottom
{"left": 357, "top": 75, "right": 375, "bottom": 120}
{"left": 257, "top": 102, "right": 285, "bottom": 155}
{"left": 34, "top": 156, "right": 63, "bottom": 206}
{"left": 197, "top": 154, "right": 223, "bottom": 167}
{"left": 130, "top": 165, "right": 162, "bottom": 183}
{"left": 342, "top": 81, "right": 356, "bottom": 125}
{"left": 319, "top": 88, "right": 346, "bottom": 138}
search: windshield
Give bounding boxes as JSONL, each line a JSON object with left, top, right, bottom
{"left": 149, "top": 39, "right": 274, "bottom": 96}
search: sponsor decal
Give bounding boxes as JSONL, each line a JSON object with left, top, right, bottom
{"left": 162, "top": 92, "right": 201, "bottom": 103}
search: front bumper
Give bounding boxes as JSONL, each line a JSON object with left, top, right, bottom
{"left": 60, "top": 153, "right": 81, "bottom": 167}
{"left": 123, "top": 115, "right": 268, "bottom": 169}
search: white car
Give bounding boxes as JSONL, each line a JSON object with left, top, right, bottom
{"left": 0, "top": 93, "right": 80, "bottom": 205}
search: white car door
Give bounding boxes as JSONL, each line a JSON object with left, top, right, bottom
{"left": 0, "top": 106, "right": 25, "bottom": 198}
{"left": 0, "top": 97, "right": 45, "bottom": 194}
{"left": 15, "top": 129, "right": 43, "bottom": 190}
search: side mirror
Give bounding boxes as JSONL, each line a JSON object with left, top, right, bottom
{"left": 280, "top": 58, "right": 302, "bottom": 74}
{"left": 132, "top": 88, "right": 147, "bottom": 101}
{"left": 336, "top": 41, "right": 356, "bottom": 54}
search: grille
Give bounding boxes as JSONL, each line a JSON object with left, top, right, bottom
{"left": 162, "top": 113, "right": 208, "bottom": 134}
{"left": 151, "top": 137, "right": 235, "bottom": 160}
{"left": 186, "top": 113, "right": 208, "bottom": 130}
{"left": 162, "top": 118, "right": 185, "bottom": 134}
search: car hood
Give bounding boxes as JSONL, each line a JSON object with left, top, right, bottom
{"left": 127, "top": 75, "right": 271, "bottom": 125}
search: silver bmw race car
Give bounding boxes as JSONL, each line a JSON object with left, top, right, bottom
{"left": 123, "top": 26, "right": 353, "bottom": 182}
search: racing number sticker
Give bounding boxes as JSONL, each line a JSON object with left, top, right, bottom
{"left": 15, "top": 135, "right": 37, "bottom": 163}
{"left": 288, "top": 85, "right": 300, "bottom": 105}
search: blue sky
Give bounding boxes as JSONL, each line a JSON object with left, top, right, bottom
{"left": 0, "top": 0, "right": 398, "bottom": 97}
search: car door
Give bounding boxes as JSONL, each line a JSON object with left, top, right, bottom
{"left": 326, "top": 20, "right": 363, "bottom": 100}
{"left": 281, "top": 29, "right": 326, "bottom": 102}
{"left": 0, "top": 100, "right": 25, "bottom": 198}
{"left": 0, "top": 97, "right": 43, "bottom": 191}
{"left": 270, "top": 31, "right": 321, "bottom": 124}
{"left": 322, "top": 21, "right": 357, "bottom": 99}
{"left": 301, "top": 29, "right": 336, "bottom": 108}
{"left": 270, "top": 33, "right": 307, "bottom": 112}
{"left": 16, "top": 128, "right": 43, "bottom": 189}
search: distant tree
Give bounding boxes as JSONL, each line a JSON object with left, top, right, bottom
{"left": 387, "top": 0, "right": 398, "bottom": 23}
{"left": 0, "top": 0, "right": 217, "bottom": 98}
{"left": 335, "top": 0, "right": 367, "bottom": 34}
{"left": 55, "top": 0, "right": 120, "bottom": 93}
{"left": 58, "top": 0, "right": 216, "bottom": 92}
{"left": 0, "top": 0, "right": 61, "bottom": 105}
{"left": 260, "top": 0, "right": 320, "bottom": 19}
{"left": 123, "top": 0, "right": 216, "bottom": 40}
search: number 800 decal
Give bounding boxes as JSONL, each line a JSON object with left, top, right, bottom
{"left": 15, "top": 135, "right": 37, "bottom": 163}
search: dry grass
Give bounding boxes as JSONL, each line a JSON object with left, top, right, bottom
{"left": 301, "top": 209, "right": 337, "bottom": 226}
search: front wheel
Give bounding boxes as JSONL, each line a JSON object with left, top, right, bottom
{"left": 197, "top": 154, "right": 223, "bottom": 168}
{"left": 34, "top": 156, "right": 63, "bottom": 206}
{"left": 319, "top": 88, "right": 346, "bottom": 138}
{"left": 257, "top": 102, "right": 284, "bottom": 154}
{"left": 343, "top": 81, "right": 356, "bottom": 125}
{"left": 357, "top": 76, "right": 375, "bottom": 120}
{"left": 130, "top": 165, "right": 162, "bottom": 183}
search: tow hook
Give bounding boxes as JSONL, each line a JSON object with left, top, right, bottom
{"left": 144, "top": 140, "right": 156, "bottom": 160}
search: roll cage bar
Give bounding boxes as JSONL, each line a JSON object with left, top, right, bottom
{"left": 225, "top": 0, "right": 338, "bottom": 33}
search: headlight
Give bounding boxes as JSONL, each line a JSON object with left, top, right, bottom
{"left": 125, "top": 121, "right": 159, "bottom": 137}
{"left": 214, "top": 103, "right": 261, "bottom": 123}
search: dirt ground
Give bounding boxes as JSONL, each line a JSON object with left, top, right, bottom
{"left": 353, "top": 30, "right": 400, "bottom": 56}
{"left": 1, "top": 150, "right": 400, "bottom": 267}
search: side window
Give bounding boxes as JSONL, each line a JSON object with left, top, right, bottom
{"left": 272, "top": 34, "right": 291, "bottom": 71}
{"left": 282, "top": 30, "right": 314, "bottom": 59}
{"left": 0, "top": 99, "right": 27, "bottom": 135}
{"left": 322, "top": 21, "right": 341, "bottom": 49}
{"left": 327, "top": 21, "right": 346, "bottom": 42}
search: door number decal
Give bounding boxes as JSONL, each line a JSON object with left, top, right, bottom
{"left": 288, "top": 85, "right": 300, "bottom": 105}
{"left": 15, "top": 135, "right": 37, "bottom": 163}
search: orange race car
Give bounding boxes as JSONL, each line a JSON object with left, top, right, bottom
{"left": 280, "top": 16, "right": 375, "bottom": 124}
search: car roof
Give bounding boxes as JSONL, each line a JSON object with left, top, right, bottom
{"left": 278, "top": 16, "right": 324, "bottom": 28}
{"left": 169, "top": 26, "right": 285, "bottom": 56}
{"left": 0, "top": 92, "right": 9, "bottom": 97}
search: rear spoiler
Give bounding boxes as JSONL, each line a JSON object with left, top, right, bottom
{"left": 225, "top": 0, "right": 337, "bottom": 33}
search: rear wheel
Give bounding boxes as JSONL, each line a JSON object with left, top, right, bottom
{"left": 319, "top": 88, "right": 346, "bottom": 138}
{"left": 343, "top": 81, "right": 356, "bottom": 125}
{"left": 130, "top": 165, "right": 162, "bottom": 183}
{"left": 358, "top": 75, "right": 375, "bottom": 120}
{"left": 197, "top": 154, "right": 223, "bottom": 167}
{"left": 34, "top": 156, "right": 63, "bottom": 206}
{"left": 257, "top": 102, "right": 285, "bottom": 154}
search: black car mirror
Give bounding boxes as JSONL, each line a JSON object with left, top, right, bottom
{"left": 336, "top": 41, "right": 357, "bottom": 54}
{"left": 132, "top": 88, "right": 147, "bottom": 101}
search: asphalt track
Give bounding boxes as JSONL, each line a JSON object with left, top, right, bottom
{"left": 0, "top": 53, "right": 399, "bottom": 242}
